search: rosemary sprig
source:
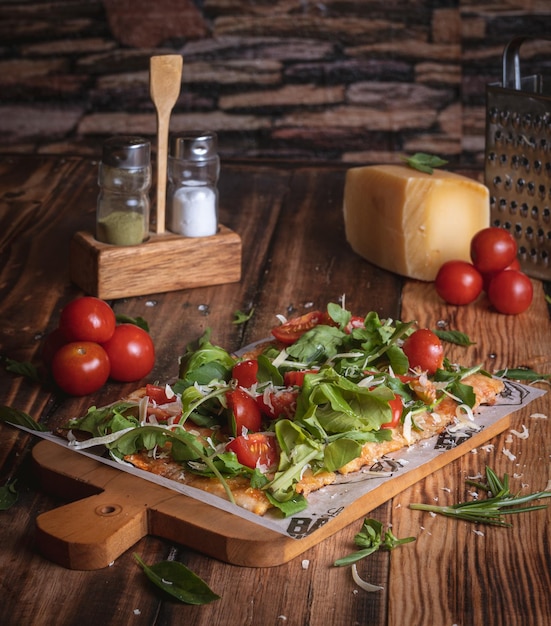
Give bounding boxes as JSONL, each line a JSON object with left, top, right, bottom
{"left": 410, "top": 467, "right": 551, "bottom": 527}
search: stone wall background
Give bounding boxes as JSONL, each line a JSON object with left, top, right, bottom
{"left": 0, "top": 0, "right": 550, "bottom": 166}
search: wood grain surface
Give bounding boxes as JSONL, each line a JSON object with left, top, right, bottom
{"left": 1, "top": 155, "right": 550, "bottom": 626}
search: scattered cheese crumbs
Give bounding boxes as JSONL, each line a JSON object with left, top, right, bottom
{"left": 351, "top": 564, "right": 384, "bottom": 592}
{"left": 513, "top": 473, "right": 524, "bottom": 480}
{"left": 505, "top": 434, "right": 513, "bottom": 444}
{"left": 301, "top": 560, "right": 310, "bottom": 570}
{"left": 510, "top": 425, "right": 529, "bottom": 439}
{"left": 133, "top": 609, "right": 141, "bottom": 616}
{"left": 441, "top": 487, "right": 451, "bottom": 493}
{"left": 468, "top": 491, "right": 479, "bottom": 500}
{"left": 108, "top": 561, "right": 115, "bottom": 567}
{"left": 530, "top": 412, "right": 548, "bottom": 419}
{"left": 481, "top": 444, "right": 494, "bottom": 453}
{"left": 277, "top": 616, "right": 288, "bottom": 621}
{"left": 470, "top": 448, "right": 478, "bottom": 454}
{"left": 145, "top": 300, "right": 157, "bottom": 307}
{"left": 402, "top": 411, "right": 413, "bottom": 444}
{"left": 473, "top": 530, "right": 485, "bottom": 537}
{"left": 430, "top": 512, "right": 436, "bottom": 518}
{"left": 433, "top": 496, "right": 439, "bottom": 502}
{"left": 502, "top": 447, "right": 517, "bottom": 461}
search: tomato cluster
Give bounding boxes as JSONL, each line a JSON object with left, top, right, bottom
{"left": 434, "top": 227, "right": 533, "bottom": 315}
{"left": 43, "top": 296, "right": 155, "bottom": 396}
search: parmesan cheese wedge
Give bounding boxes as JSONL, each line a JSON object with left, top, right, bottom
{"left": 343, "top": 164, "right": 490, "bottom": 281}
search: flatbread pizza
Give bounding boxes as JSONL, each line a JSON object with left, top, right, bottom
{"left": 60, "top": 302, "right": 504, "bottom": 517}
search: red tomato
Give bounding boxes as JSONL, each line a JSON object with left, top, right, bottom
{"left": 51, "top": 341, "right": 110, "bottom": 396}
{"left": 256, "top": 388, "right": 298, "bottom": 419}
{"left": 41, "top": 327, "right": 68, "bottom": 367}
{"left": 283, "top": 369, "right": 318, "bottom": 387}
{"left": 402, "top": 329, "right": 444, "bottom": 375}
{"left": 344, "top": 316, "right": 365, "bottom": 334}
{"left": 481, "top": 257, "right": 521, "bottom": 292}
{"left": 271, "top": 311, "right": 328, "bottom": 345}
{"left": 232, "top": 360, "right": 258, "bottom": 388}
{"left": 59, "top": 296, "right": 116, "bottom": 343}
{"left": 226, "top": 433, "right": 279, "bottom": 470}
{"left": 434, "top": 260, "right": 483, "bottom": 305}
{"left": 226, "top": 388, "right": 262, "bottom": 435}
{"left": 470, "top": 227, "right": 517, "bottom": 274}
{"left": 145, "top": 384, "right": 172, "bottom": 405}
{"left": 101, "top": 323, "right": 155, "bottom": 382}
{"left": 381, "top": 396, "right": 403, "bottom": 429}
{"left": 487, "top": 269, "right": 533, "bottom": 315}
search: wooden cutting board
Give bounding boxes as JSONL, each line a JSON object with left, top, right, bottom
{"left": 32, "top": 408, "right": 512, "bottom": 571}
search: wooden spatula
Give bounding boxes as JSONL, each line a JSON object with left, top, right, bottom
{"left": 150, "top": 54, "right": 183, "bottom": 234}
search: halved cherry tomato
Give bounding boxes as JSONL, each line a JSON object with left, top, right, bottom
{"left": 283, "top": 369, "right": 318, "bottom": 387}
{"left": 271, "top": 311, "right": 328, "bottom": 345}
{"left": 256, "top": 388, "right": 298, "bottom": 419}
{"left": 381, "top": 396, "right": 403, "bottom": 429}
{"left": 402, "top": 329, "right": 444, "bottom": 375}
{"left": 226, "top": 433, "right": 279, "bottom": 470}
{"left": 232, "top": 359, "right": 258, "bottom": 388}
{"left": 226, "top": 388, "right": 262, "bottom": 435}
{"left": 344, "top": 316, "right": 365, "bottom": 334}
{"left": 145, "top": 384, "right": 172, "bottom": 405}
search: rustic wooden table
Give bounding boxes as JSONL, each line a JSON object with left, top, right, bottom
{"left": 1, "top": 154, "right": 550, "bottom": 626}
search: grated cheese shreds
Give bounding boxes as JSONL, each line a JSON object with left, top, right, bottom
{"left": 351, "top": 564, "right": 384, "bottom": 592}
{"left": 509, "top": 425, "right": 529, "bottom": 439}
{"left": 530, "top": 412, "right": 548, "bottom": 419}
{"left": 502, "top": 447, "right": 517, "bottom": 461}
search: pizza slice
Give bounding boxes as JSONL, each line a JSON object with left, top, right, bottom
{"left": 60, "top": 303, "right": 505, "bottom": 517}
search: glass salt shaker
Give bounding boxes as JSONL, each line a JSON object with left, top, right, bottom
{"left": 167, "top": 131, "right": 220, "bottom": 237}
{"left": 96, "top": 136, "right": 151, "bottom": 246}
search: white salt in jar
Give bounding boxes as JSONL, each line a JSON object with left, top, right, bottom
{"left": 167, "top": 131, "right": 220, "bottom": 237}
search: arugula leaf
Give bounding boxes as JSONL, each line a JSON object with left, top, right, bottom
{"left": 233, "top": 308, "right": 254, "bottom": 324}
{"left": 0, "top": 480, "right": 18, "bottom": 510}
{"left": 334, "top": 518, "right": 415, "bottom": 566}
{"left": 495, "top": 367, "right": 551, "bottom": 382}
{"left": 401, "top": 152, "right": 448, "bottom": 174}
{"left": 179, "top": 330, "right": 234, "bottom": 382}
{"left": 0, "top": 406, "right": 47, "bottom": 431}
{"left": 134, "top": 553, "right": 219, "bottom": 604}
{"left": 286, "top": 324, "right": 345, "bottom": 364}
{"left": 433, "top": 329, "right": 475, "bottom": 346}
{"left": 115, "top": 314, "right": 149, "bottom": 332}
{"left": 4, "top": 358, "right": 42, "bottom": 383}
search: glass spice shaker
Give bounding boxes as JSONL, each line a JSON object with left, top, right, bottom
{"left": 96, "top": 136, "right": 151, "bottom": 246}
{"left": 167, "top": 131, "right": 220, "bottom": 237}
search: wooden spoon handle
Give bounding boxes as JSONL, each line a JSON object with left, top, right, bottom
{"left": 149, "top": 55, "right": 183, "bottom": 235}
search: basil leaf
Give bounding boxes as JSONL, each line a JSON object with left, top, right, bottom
{"left": 233, "top": 308, "right": 254, "bottom": 324}
{"left": 4, "top": 358, "right": 42, "bottom": 383}
{"left": 324, "top": 438, "right": 362, "bottom": 472}
{"left": 0, "top": 480, "right": 18, "bottom": 510}
{"left": 134, "top": 553, "right": 220, "bottom": 605}
{"left": 495, "top": 367, "right": 551, "bottom": 382}
{"left": 0, "top": 406, "right": 47, "bottom": 431}
{"left": 433, "top": 329, "right": 475, "bottom": 346}
{"left": 401, "top": 152, "right": 448, "bottom": 174}
{"left": 115, "top": 314, "right": 149, "bottom": 332}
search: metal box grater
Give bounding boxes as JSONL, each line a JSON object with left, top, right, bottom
{"left": 485, "top": 36, "right": 551, "bottom": 280}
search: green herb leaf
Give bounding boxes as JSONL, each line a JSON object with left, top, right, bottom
{"left": 4, "top": 358, "right": 42, "bottom": 383}
{"left": 495, "top": 367, "right": 551, "bottom": 382}
{"left": 0, "top": 405, "right": 47, "bottom": 431}
{"left": 334, "top": 518, "right": 415, "bottom": 567}
{"left": 410, "top": 466, "right": 551, "bottom": 526}
{"left": 133, "top": 553, "right": 220, "bottom": 604}
{"left": 433, "top": 329, "right": 475, "bottom": 346}
{"left": 401, "top": 153, "right": 448, "bottom": 175}
{"left": 0, "top": 480, "right": 18, "bottom": 510}
{"left": 233, "top": 308, "right": 254, "bottom": 324}
{"left": 115, "top": 314, "right": 149, "bottom": 332}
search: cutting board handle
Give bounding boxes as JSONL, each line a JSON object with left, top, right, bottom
{"left": 35, "top": 487, "right": 150, "bottom": 570}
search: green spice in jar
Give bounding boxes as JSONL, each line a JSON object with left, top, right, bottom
{"left": 97, "top": 210, "right": 146, "bottom": 246}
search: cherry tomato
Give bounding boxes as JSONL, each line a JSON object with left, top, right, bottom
{"left": 271, "top": 311, "right": 328, "bottom": 345}
{"left": 402, "top": 329, "right": 444, "bottom": 375}
{"left": 435, "top": 260, "right": 483, "bottom": 305}
{"left": 256, "top": 388, "right": 298, "bottom": 419}
{"left": 145, "top": 384, "right": 172, "bottom": 405}
{"left": 227, "top": 388, "right": 262, "bottom": 435}
{"left": 381, "top": 396, "right": 403, "bottom": 429}
{"left": 51, "top": 341, "right": 110, "bottom": 396}
{"left": 59, "top": 296, "right": 116, "bottom": 343}
{"left": 481, "top": 257, "right": 521, "bottom": 292}
{"left": 470, "top": 227, "right": 517, "bottom": 274}
{"left": 344, "top": 316, "right": 365, "bottom": 334}
{"left": 487, "top": 269, "right": 533, "bottom": 315}
{"left": 101, "top": 323, "right": 155, "bottom": 382}
{"left": 232, "top": 360, "right": 258, "bottom": 388}
{"left": 226, "top": 433, "right": 279, "bottom": 470}
{"left": 283, "top": 369, "right": 318, "bottom": 387}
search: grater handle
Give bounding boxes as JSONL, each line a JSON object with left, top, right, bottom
{"left": 502, "top": 36, "right": 550, "bottom": 90}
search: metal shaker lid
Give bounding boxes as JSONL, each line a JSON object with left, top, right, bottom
{"left": 102, "top": 136, "right": 151, "bottom": 168}
{"left": 169, "top": 131, "right": 218, "bottom": 161}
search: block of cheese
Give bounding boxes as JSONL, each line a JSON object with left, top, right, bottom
{"left": 343, "top": 164, "right": 490, "bottom": 281}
